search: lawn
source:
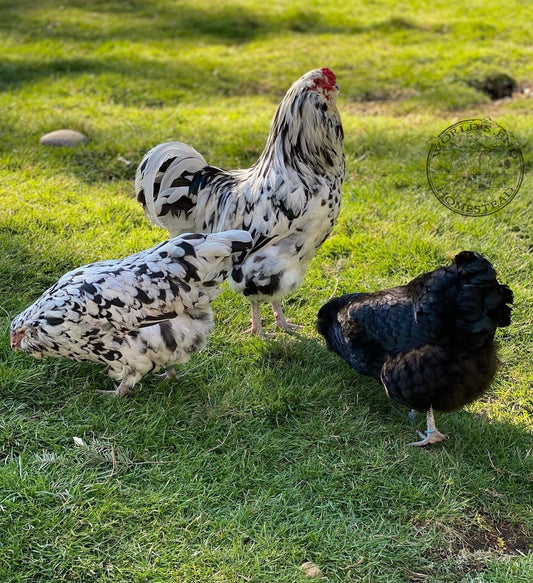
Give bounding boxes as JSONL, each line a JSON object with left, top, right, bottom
{"left": 0, "top": 1, "right": 532, "bottom": 581}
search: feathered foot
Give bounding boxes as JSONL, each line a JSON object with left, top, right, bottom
{"left": 409, "top": 406, "right": 448, "bottom": 446}
{"left": 271, "top": 301, "right": 303, "bottom": 334}
{"left": 97, "top": 381, "right": 133, "bottom": 397}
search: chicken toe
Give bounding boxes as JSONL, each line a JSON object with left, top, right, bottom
{"left": 409, "top": 407, "right": 448, "bottom": 446}
{"left": 97, "top": 382, "right": 132, "bottom": 397}
{"left": 409, "top": 429, "right": 449, "bottom": 446}
{"left": 272, "top": 302, "right": 303, "bottom": 333}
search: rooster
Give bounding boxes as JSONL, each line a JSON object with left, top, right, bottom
{"left": 317, "top": 251, "right": 513, "bottom": 445}
{"left": 10, "top": 230, "right": 252, "bottom": 396}
{"left": 136, "top": 68, "right": 345, "bottom": 336}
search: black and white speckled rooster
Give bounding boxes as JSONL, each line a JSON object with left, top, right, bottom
{"left": 136, "top": 68, "right": 345, "bottom": 336}
{"left": 10, "top": 230, "right": 252, "bottom": 396}
{"left": 317, "top": 251, "right": 513, "bottom": 445}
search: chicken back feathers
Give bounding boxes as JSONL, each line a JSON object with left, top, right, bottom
{"left": 317, "top": 251, "right": 513, "bottom": 414}
{"left": 136, "top": 68, "right": 345, "bottom": 329}
{"left": 10, "top": 230, "right": 253, "bottom": 395}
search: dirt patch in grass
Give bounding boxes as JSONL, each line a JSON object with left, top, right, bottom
{"left": 449, "top": 512, "right": 531, "bottom": 555}
{"left": 407, "top": 512, "right": 532, "bottom": 581}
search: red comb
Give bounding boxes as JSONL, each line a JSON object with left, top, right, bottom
{"left": 320, "top": 68, "right": 336, "bottom": 85}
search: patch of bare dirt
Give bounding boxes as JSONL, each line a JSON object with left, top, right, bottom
{"left": 450, "top": 512, "right": 531, "bottom": 555}
{"left": 406, "top": 512, "right": 532, "bottom": 582}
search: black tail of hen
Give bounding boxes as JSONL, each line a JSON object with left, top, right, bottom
{"left": 453, "top": 251, "right": 513, "bottom": 348}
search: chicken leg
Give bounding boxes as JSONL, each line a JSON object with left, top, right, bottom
{"left": 249, "top": 300, "right": 303, "bottom": 336}
{"left": 97, "top": 381, "right": 134, "bottom": 397}
{"left": 272, "top": 301, "right": 303, "bottom": 333}
{"left": 409, "top": 406, "right": 449, "bottom": 446}
{"left": 154, "top": 366, "right": 177, "bottom": 381}
{"left": 249, "top": 300, "right": 265, "bottom": 336}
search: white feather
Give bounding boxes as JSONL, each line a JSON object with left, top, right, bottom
{"left": 135, "top": 69, "right": 345, "bottom": 334}
{"left": 10, "top": 230, "right": 253, "bottom": 394}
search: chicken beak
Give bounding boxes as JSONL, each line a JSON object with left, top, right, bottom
{"left": 10, "top": 330, "right": 24, "bottom": 351}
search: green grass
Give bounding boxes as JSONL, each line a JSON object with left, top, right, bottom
{"left": 0, "top": 1, "right": 532, "bottom": 581}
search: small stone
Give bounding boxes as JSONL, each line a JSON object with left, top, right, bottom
{"left": 117, "top": 155, "right": 132, "bottom": 166}
{"left": 299, "top": 561, "right": 324, "bottom": 579}
{"left": 40, "top": 129, "right": 87, "bottom": 147}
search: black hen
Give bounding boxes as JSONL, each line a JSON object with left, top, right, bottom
{"left": 317, "top": 251, "right": 513, "bottom": 445}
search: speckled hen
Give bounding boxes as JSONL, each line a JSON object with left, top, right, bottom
{"left": 136, "top": 68, "right": 345, "bottom": 335}
{"left": 317, "top": 251, "right": 513, "bottom": 445}
{"left": 10, "top": 230, "right": 252, "bottom": 396}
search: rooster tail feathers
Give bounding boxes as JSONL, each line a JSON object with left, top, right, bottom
{"left": 135, "top": 142, "right": 208, "bottom": 234}
{"left": 453, "top": 251, "right": 514, "bottom": 336}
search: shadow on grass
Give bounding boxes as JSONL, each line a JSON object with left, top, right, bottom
{"left": 1, "top": 1, "right": 428, "bottom": 46}
{"left": 246, "top": 336, "right": 533, "bottom": 470}
{"left": 0, "top": 232, "right": 82, "bottom": 311}
{"left": 0, "top": 55, "right": 246, "bottom": 98}
{"left": 0, "top": 1, "right": 437, "bottom": 96}
{"left": 3, "top": 333, "right": 532, "bottom": 485}
{"left": 1, "top": 329, "right": 531, "bottom": 566}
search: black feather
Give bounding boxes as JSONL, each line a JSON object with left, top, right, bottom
{"left": 317, "top": 251, "right": 513, "bottom": 414}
